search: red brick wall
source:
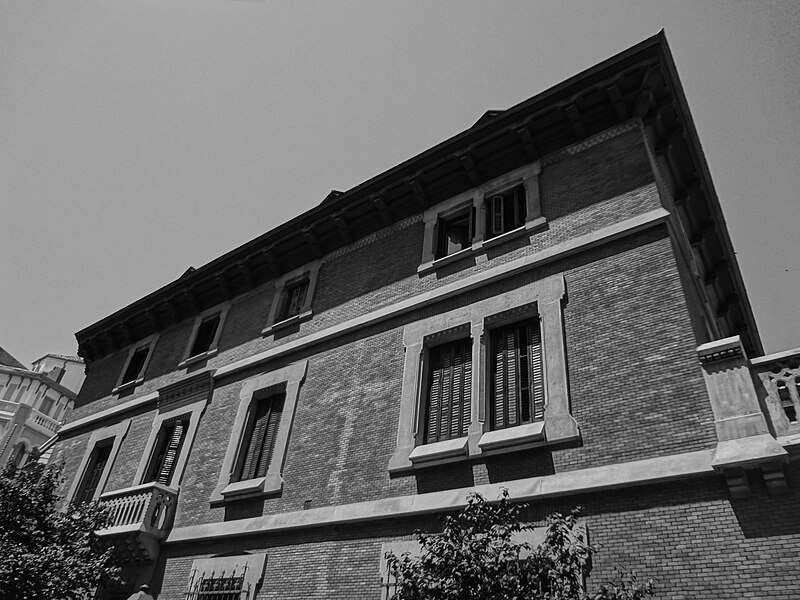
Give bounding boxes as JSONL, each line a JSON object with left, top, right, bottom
{"left": 149, "top": 467, "right": 800, "bottom": 600}
{"left": 69, "top": 125, "right": 660, "bottom": 422}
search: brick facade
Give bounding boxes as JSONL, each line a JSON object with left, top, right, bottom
{"left": 53, "top": 34, "right": 797, "bottom": 599}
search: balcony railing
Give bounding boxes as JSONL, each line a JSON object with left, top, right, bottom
{"left": 0, "top": 399, "right": 17, "bottom": 415}
{"left": 96, "top": 482, "right": 178, "bottom": 562}
{"left": 751, "top": 348, "right": 800, "bottom": 440}
{"left": 28, "top": 408, "right": 61, "bottom": 434}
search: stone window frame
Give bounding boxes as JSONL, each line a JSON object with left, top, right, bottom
{"left": 185, "top": 553, "right": 267, "bottom": 600}
{"left": 65, "top": 419, "right": 131, "bottom": 503}
{"left": 418, "top": 162, "right": 544, "bottom": 274}
{"left": 388, "top": 274, "right": 578, "bottom": 472}
{"left": 262, "top": 260, "right": 322, "bottom": 336}
{"left": 113, "top": 333, "right": 159, "bottom": 395}
{"left": 211, "top": 360, "right": 308, "bottom": 503}
{"left": 178, "top": 301, "right": 232, "bottom": 368}
{"left": 133, "top": 397, "right": 208, "bottom": 490}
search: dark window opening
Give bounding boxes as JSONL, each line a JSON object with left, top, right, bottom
{"left": 279, "top": 280, "right": 309, "bottom": 321}
{"left": 237, "top": 392, "right": 285, "bottom": 481}
{"left": 424, "top": 338, "right": 472, "bottom": 444}
{"left": 76, "top": 442, "right": 112, "bottom": 504}
{"left": 435, "top": 209, "right": 474, "bottom": 259}
{"left": 490, "top": 320, "right": 544, "bottom": 430}
{"left": 487, "top": 185, "right": 526, "bottom": 238}
{"left": 121, "top": 347, "right": 150, "bottom": 385}
{"left": 189, "top": 314, "right": 221, "bottom": 358}
{"left": 145, "top": 417, "right": 189, "bottom": 486}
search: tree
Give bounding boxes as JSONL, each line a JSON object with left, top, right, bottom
{"left": 387, "top": 489, "right": 654, "bottom": 600}
{"left": 0, "top": 460, "right": 121, "bottom": 600}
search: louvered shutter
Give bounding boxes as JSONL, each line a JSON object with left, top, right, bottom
{"left": 156, "top": 420, "right": 186, "bottom": 485}
{"left": 240, "top": 403, "right": 270, "bottom": 481}
{"left": 491, "top": 195, "right": 505, "bottom": 235}
{"left": 425, "top": 339, "right": 471, "bottom": 444}
{"left": 78, "top": 444, "right": 112, "bottom": 504}
{"left": 240, "top": 394, "right": 285, "bottom": 480}
{"left": 256, "top": 397, "right": 283, "bottom": 478}
{"left": 528, "top": 324, "right": 545, "bottom": 421}
{"left": 491, "top": 321, "right": 545, "bottom": 429}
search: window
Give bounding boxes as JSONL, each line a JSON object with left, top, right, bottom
{"left": 39, "top": 395, "right": 56, "bottom": 417}
{"left": 114, "top": 334, "right": 158, "bottom": 393}
{"left": 435, "top": 208, "right": 474, "bottom": 259}
{"left": 180, "top": 303, "right": 230, "bottom": 367}
{"left": 424, "top": 339, "right": 472, "bottom": 444}
{"left": 262, "top": 261, "right": 322, "bottom": 335}
{"left": 185, "top": 554, "right": 266, "bottom": 600}
{"left": 190, "top": 315, "right": 220, "bottom": 357}
{"left": 134, "top": 370, "right": 212, "bottom": 489}
{"left": 487, "top": 184, "right": 526, "bottom": 238}
{"left": 144, "top": 415, "right": 189, "bottom": 486}
{"left": 237, "top": 392, "right": 284, "bottom": 481}
{"left": 489, "top": 320, "right": 544, "bottom": 430}
{"left": 419, "top": 162, "right": 543, "bottom": 273}
{"left": 121, "top": 347, "right": 149, "bottom": 385}
{"left": 65, "top": 420, "right": 130, "bottom": 504}
{"left": 279, "top": 279, "right": 309, "bottom": 321}
{"left": 75, "top": 442, "right": 112, "bottom": 504}
{"left": 389, "top": 274, "right": 578, "bottom": 472}
{"left": 212, "top": 361, "right": 307, "bottom": 502}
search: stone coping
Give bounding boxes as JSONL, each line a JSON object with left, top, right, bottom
{"left": 164, "top": 448, "right": 714, "bottom": 545}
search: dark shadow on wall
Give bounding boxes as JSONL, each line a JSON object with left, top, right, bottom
{"left": 224, "top": 496, "right": 267, "bottom": 522}
{"left": 483, "top": 447, "right": 556, "bottom": 484}
{"left": 415, "top": 461, "right": 475, "bottom": 495}
{"left": 730, "top": 466, "right": 800, "bottom": 538}
{"left": 540, "top": 129, "right": 653, "bottom": 221}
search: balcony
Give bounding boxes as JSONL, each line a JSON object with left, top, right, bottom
{"left": 751, "top": 347, "right": 800, "bottom": 443}
{"left": 96, "top": 482, "right": 178, "bottom": 562}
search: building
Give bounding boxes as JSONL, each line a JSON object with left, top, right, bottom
{"left": 51, "top": 32, "right": 800, "bottom": 599}
{"left": 0, "top": 352, "right": 84, "bottom": 466}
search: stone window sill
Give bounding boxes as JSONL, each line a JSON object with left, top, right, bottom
{"left": 478, "top": 421, "right": 545, "bottom": 451}
{"left": 218, "top": 474, "right": 283, "bottom": 501}
{"left": 417, "top": 217, "right": 546, "bottom": 275}
{"left": 112, "top": 378, "right": 143, "bottom": 396}
{"left": 408, "top": 436, "right": 469, "bottom": 464}
{"left": 178, "top": 348, "right": 218, "bottom": 369}
{"left": 262, "top": 310, "right": 313, "bottom": 336}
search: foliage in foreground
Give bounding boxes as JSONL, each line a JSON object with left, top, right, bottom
{"left": 0, "top": 460, "right": 120, "bottom": 600}
{"left": 387, "top": 489, "right": 654, "bottom": 600}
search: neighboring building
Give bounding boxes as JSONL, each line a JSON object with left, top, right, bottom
{"left": 52, "top": 33, "right": 800, "bottom": 599}
{"left": 0, "top": 352, "right": 84, "bottom": 466}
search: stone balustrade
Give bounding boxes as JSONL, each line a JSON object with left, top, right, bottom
{"left": 96, "top": 482, "right": 178, "bottom": 562}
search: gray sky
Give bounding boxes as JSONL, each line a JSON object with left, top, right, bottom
{"left": 1, "top": 1, "right": 798, "bottom": 367}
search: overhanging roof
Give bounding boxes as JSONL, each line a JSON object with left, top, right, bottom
{"left": 76, "top": 31, "right": 761, "bottom": 361}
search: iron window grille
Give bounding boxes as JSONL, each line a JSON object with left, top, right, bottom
{"left": 185, "top": 566, "right": 250, "bottom": 600}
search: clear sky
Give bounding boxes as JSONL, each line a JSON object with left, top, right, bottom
{"left": 1, "top": 1, "right": 798, "bottom": 367}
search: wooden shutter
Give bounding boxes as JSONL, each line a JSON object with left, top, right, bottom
{"left": 78, "top": 444, "right": 112, "bottom": 504}
{"left": 282, "top": 281, "right": 309, "bottom": 320}
{"left": 155, "top": 420, "right": 187, "bottom": 485}
{"left": 425, "top": 339, "right": 471, "bottom": 444}
{"left": 491, "top": 321, "right": 544, "bottom": 429}
{"left": 240, "top": 394, "right": 285, "bottom": 480}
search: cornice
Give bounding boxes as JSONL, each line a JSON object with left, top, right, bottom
{"left": 74, "top": 30, "right": 760, "bottom": 363}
